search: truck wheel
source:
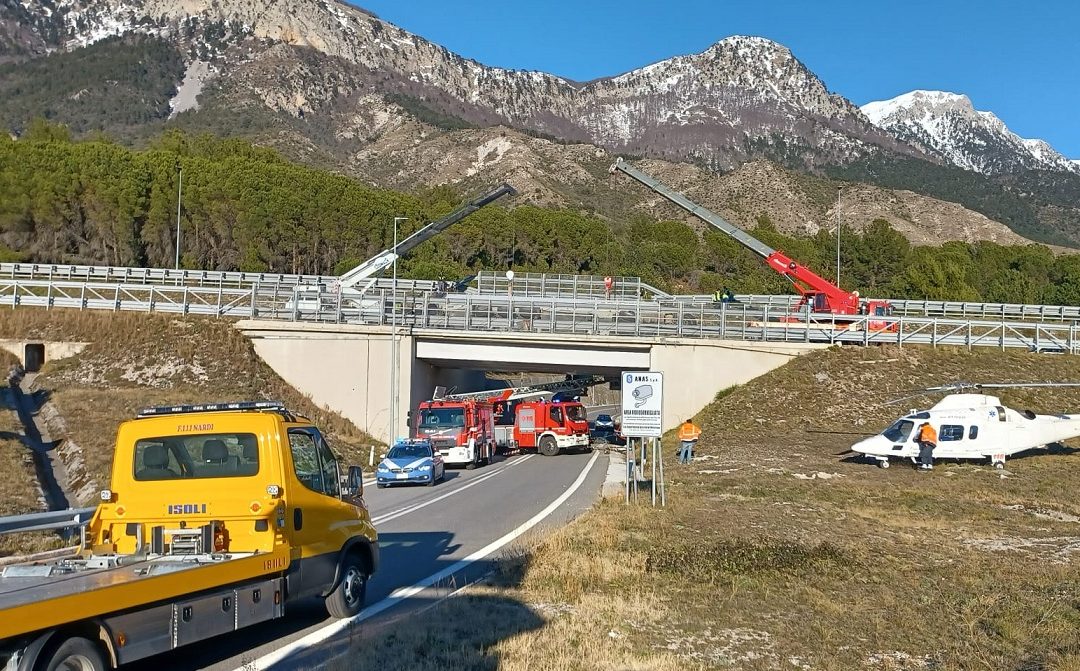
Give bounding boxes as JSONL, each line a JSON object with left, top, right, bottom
{"left": 43, "top": 637, "right": 106, "bottom": 671}
{"left": 539, "top": 436, "right": 559, "bottom": 457}
{"left": 325, "top": 553, "right": 368, "bottom": 619}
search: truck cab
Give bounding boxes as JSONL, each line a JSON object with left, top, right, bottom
{"left": 413, "top": 399, "right": 495, "bottom": 469}
{"left": 513, "top": 400, "right": 591, "bottom": 456}
{"left": 1, "top": 401, "right": 377, "bottom": 671}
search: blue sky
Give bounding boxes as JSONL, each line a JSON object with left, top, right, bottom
{"left": 351, "top": 0, "right": 1080, "bottom": 158}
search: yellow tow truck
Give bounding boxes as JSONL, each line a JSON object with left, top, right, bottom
{"left": 0, "top": 401, "right": 378, "bottom": 671}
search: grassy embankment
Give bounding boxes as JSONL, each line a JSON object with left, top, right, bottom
{"left": 0, "top": 310, "right": 381, "bottom": 505}
{"left": 343, "top": 346, "right": 1080, "bottom": 670}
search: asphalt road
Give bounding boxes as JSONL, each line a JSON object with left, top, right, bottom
{"left": 123, "top": 449, "right": 608, "bottom": 671}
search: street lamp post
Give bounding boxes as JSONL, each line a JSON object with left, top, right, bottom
{"left": 390, "top": 216, "right": 407, "bottom": 445}
{"left": 835, "top": 186, "right": 842, "bottom": 286}
{"left": 175, "top": 167, "right": 183, "bottom": 270}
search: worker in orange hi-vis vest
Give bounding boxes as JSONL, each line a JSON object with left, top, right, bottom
{"left": 677, "top": 418, "right": 702, "bottom": 464}
{"left": 916, "top": 422, "right": 937, "bottom": 471}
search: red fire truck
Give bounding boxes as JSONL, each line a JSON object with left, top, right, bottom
{"left": 413, "top": 398, "right": 496, "bottom": 469}
{"left": 511, "top": 399, "right": 591, "bottom": 456}
{"left": 424, "top": 376, "right": 607, "bottom": 457}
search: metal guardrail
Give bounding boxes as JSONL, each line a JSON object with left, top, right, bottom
{"left": 474, "top": 271, "right": 666, "bottom": 299}
{"left": 0, "top": 263, "right": 438, "bottom": 294}
{"left": 655, "top": 293, "right": 1080, "bottom": 323}
{"left": 11, "top": 263, "right": 1078, "bottom": 324}
{"left": 251, "top": 289, "right": 1080, "bottom": 353}
{"left": 0, "top": 262, "right": 331, "bottom": 288}
{"left": 0, "top": 507, "right": 96, "bottom": 535}
{"left": 5, "top": 272, "right": 1080, "bottom": 353}
{"left": 5, "top": 277, "right": 1080, "bottom": 353}
{"left": 1, "top": 279, "right": 259, "bottom": 316}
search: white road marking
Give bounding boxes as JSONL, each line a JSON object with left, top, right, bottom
{"left": 238, "top": 450, "right": 601, "bottom": 671}
{"left": 370, "top": 455, "right": 533, "bottom": 525}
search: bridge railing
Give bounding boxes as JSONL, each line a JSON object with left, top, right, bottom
{"left": 474, "top": 271, "right": 652, "bottom": 299}
{"left": 251, "top": 289, "right": 1080, "bottom": 353}
{"left": 0, "top": 262, "right": 333, "bottom": 288}
{"left": 0, "top": 278, "right": 259, "bottom": 316}
{"left": 9, "top": 263, "right": 1079, "bottom": 323}
{"left": 5, "top": 276, "right": 1080, "bottom": 353}
{"left": 0, "top": 262, "right": 442, "bottom": 294}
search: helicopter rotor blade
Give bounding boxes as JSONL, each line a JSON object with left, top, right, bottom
{"left": 885, "top": 381, "right": 1080, "bottom": 406}
{"left": 960, "top": 382, "right": 1080, "bottom": 390}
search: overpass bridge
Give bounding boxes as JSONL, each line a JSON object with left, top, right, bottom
{"left": 236, "top": 320, "right": 821, "bottom": 443}
{"left": 5, "top": 263, "right": 1080, "bottom": 442}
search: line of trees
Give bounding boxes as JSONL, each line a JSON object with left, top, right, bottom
{"left": 1, "top": 126, "right": 1079, "bottom": 304}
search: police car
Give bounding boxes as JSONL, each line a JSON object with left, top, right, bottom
{"left": 376, "top": 439, "right": 445, "bottom": 488}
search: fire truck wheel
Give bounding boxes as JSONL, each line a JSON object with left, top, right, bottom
{"left": 465, "top": 459, "right": 477, "bottom": 470}
{"left": 325, "top": 553, "right": 368, "bottom": 618}
{"left": 539, "top": 436, "right": 559, "bottom": 457}
{"left": 42, "top": 637, "right": 107, "bottom": 671}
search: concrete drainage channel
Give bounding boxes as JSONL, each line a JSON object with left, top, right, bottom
{"left": 602, "top": 446, "right": 628, "bottom": 498}
{"left": 7, "top": 371, "right": 73, "bottom": 512}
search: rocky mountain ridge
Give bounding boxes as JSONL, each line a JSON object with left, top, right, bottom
{"left": 1, "top": 0, "right": 920, "bottom": 170}
{"left": 1, "top": 0, "right": 1078, "bottom": 249}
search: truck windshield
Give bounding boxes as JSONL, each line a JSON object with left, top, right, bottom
{"left": 133, "top": 433, "right": 259, "bottom": 480}
{"left": 418, "top": 408, "right": 466, "bottom": 429}
{"left": 565, "top": 405, "right": 587, "bottom": 422}
{"left": 882, "top": 420, "right": 914, "bottom": 443}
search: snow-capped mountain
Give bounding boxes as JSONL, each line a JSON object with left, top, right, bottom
{"left": 1, "top": 0, "right": 915, "bottom": 170}
{"left": 862, "top": 90, "right": 1078, "bottom": 175}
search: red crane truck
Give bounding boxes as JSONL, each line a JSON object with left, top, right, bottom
{"left": 610, "top": 158, "right": 897, "bottom": 332}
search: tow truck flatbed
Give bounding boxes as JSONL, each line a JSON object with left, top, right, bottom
{"left": 0, "top": 548, "right": 289, "bottom": 639}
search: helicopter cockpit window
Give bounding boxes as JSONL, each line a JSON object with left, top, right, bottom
{"left": 883, "top": 420, "right": 914, "bottom": 443}
{"left": 969, "top": 426, "right": 979, "bottom": 440}
{"left": 996, "top": 407, "right": 1006, "bottom": 422}
{"left": 939, "top": 425, "right": 965, "bottom": 441}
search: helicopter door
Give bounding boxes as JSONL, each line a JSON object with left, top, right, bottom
{"left": 992, "top": 406, "right": 1008, "bottom": 460}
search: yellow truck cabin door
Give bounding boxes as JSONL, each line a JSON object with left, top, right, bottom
{"left": 284, "top": 427, "right": 366, "bottom": 597}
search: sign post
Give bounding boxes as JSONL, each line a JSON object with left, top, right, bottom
{"left": 621, "top": 371, "right": 665, "bottom": 506}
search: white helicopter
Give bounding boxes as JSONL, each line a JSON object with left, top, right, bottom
{"left": 851, "top": 382, "right": 1080, "bottom": 469}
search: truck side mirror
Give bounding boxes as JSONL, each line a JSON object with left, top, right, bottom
{"left": 406, "top": 411, "right": 412, "bottom": 429}
{"left": 342, "top": 465, "right": 364, "bottom": 498}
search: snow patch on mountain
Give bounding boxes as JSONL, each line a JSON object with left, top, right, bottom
{"left": 169, "top": 60, "right": 215, "bottom": 118}
{"left": 862, "top": 90, "right": 1076, "bottom": 175}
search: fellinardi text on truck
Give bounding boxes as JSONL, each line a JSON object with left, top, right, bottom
{"left": 0, "top": 401, "right": 378, "bottom": 671}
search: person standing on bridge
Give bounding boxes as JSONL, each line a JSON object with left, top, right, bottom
{"left": 677, "top": 418, "right": 702, "bottom": 464}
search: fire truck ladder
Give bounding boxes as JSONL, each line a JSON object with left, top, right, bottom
{"left": 337, "top": 182, "right": 518, "bottom": 291}
{"left": 435, "top": 375, "right": 609, "bottom": 402}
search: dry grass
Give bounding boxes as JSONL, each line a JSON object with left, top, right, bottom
{"left": 339, "top": 345, "right": 1080, "bottom": 670}
{"left": 0, "top": 309, "right": 380, "bottom": 502}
